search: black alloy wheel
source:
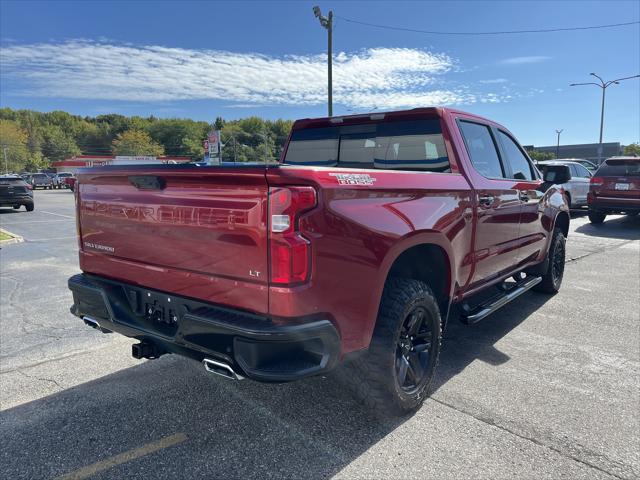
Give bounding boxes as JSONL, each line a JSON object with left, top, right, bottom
{"left": 396, "top": 306, "right": 434, "bottom": 393}
{"left": 551, "top": 234, "right": 565, "bottom": 289}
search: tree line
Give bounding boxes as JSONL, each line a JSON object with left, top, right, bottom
{"left": 0, "top": 108, "right": 293, "bottom": 172}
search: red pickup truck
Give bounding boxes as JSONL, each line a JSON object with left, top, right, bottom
{"left": 68, "top": 107, "right": 570, "bottom": 414}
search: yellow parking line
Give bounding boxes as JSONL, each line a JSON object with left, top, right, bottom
{"left": 54, "top": 432, "right": 187, "bottom": 480}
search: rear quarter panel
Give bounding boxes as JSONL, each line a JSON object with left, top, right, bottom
{"left": 267, "top": 166, "right": 474, "bottom": 354}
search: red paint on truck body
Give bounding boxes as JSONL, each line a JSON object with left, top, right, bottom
{"left": 75, "top": 107, "right": 567, "bottom": 356}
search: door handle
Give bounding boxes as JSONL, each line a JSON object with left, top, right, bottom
{"left": 478, "top": 194, "right": 495, "bottom": 207}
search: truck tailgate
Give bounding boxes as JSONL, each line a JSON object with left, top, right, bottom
{"left": 77, "top": 166, "right": 269, "bottom": 314}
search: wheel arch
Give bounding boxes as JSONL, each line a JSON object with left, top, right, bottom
{"left": 554, "top": 210, "right": 570, "bottom": 238}
{"left": 365, "top": 234, "right": 456, "bottom": 345}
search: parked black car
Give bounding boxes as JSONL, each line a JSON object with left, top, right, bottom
{"left": 0, "top": 175, "right": 34, "bottom": 211}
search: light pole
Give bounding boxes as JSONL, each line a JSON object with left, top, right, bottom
{"left": 570, "top": 73, "right": 640, "bottom": 163}
{"left": 313, "top": 6, "right": 333, "bottom": 117}
{"left": 2, "top": 146, "right": 8, "bottom": 174}
{"left": 555, "top": 129, "right": 563, "bottom": 158}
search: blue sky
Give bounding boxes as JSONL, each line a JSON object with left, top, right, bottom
{"left": 1, "top": 0, "right": 638, "bottom": 146}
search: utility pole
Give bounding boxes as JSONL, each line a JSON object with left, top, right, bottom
{"left": 570, "top": 73, "right": 640, "bottom": 163}
{"left": 2, "top": 146, "right": 8, "bottom": 174}
{"left": 313, "top": 6, "right": 333, "bottom": 116}
{"left": 233, "top": 135, "right": 237, "bottom": 163}
{"left": 555, "top": 129, "right": 563, "bottom": 159}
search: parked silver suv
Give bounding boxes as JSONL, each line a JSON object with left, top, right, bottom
{"left": 538, "top": 160, "right": 592, "bottom": 209}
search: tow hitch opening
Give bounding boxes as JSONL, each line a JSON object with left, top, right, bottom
{"left": 132, "top": 341, "right": 164, "bottom": 360}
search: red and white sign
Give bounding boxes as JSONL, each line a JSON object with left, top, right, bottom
{"left": 206, "top": 129, "right": 221, "bottom": 165}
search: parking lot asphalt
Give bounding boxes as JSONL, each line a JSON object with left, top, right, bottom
{"left": 1, "top": 190, "right": 639, "bottom": 480}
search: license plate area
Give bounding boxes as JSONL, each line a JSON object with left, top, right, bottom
{"left": 118, "top": 287, "right": 183, "bottom": 337}
{"left": 615, "top": 183, "right": 630, "bottom": 191}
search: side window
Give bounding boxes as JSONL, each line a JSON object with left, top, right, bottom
{"left": 497, "top": 131, "right": 534, "bottom": 181}
{"left": 574, "top": 164, "right": 591, "bottom": 178}
{"left": 459, "top": 121, "right": 504, "bottom": 179}
{"left": 569, "top": 164, "right": 580, "bottom": 178}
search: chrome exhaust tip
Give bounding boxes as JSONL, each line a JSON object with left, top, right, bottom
{"left": 82, "top": 316, "right": 111, "bottom": 333}
{"left": 203, "top": 358, "right": 244, "bottom": 380}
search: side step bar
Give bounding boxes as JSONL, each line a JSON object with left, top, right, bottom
{"left": 461, "top": 276, "right": 542, "bottom": 325}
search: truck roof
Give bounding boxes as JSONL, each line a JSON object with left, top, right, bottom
{"left": 292, "top": 107, "right": 495, "bottom": 130}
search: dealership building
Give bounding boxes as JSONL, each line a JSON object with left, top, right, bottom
{"left": 52, "top": 154, "right": 192, "bottom": 174}
{"left": 523, "top": 142, "right": 624, "bottom": 164}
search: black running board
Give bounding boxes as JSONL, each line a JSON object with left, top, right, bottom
{"left": 460, "top": 276, "right": 542, "bottom": 325}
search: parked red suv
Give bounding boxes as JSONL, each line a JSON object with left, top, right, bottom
{"left": 588, "top": 157, "right": 640, "bottom": 224}
{"left": 68, "top": 107, "right": 570, "bottom": 414}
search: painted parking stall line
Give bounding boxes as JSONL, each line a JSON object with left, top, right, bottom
{"left": 41, "top": 210, "right": 75, "bottom": 219}
{"left": 54, "top": 432, "right": 188, "bottom": 480}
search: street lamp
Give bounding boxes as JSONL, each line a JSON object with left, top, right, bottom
{"left": 570, "top": 73, "right": 640, "bottom": 163}
{"left": 312, "top": 6, "right": 333, "bottom": 117}
{"left": 555, "top": 129, "right": 563, "bottom": 159}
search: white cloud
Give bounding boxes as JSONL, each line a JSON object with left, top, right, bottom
{"left": 0, "top": 40, "right": 503, "bottom": 109}
{"left": 498, "top": 56, "right": 551, "bottom": 65}
{"left": 479, "top": 78, "right": 509, "bottom": 84}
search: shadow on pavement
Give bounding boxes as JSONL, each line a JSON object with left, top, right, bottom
{"left": 575, "top": 214, "right": 640, "bottom": 240}
{"left": 1, "top": 291, "right": 553, "bottom": 479}
{"left": 0, "top": 208, "right": 22, "bottom": 215}
{"left": 434, "top": 291, "right": 551, "bottom": 393}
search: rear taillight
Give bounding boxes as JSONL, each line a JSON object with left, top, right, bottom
{"left": 269, "top": 186, "right": 317, "bottom": 285}
{"left": 26, "top": 183, "right": 33, "bottom": 190}
{"left": 590, "top": 176, "right": 604, "bottom": 187}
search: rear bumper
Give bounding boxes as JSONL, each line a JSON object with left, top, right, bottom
{"left": 0, "top": 195, "right": 33, "bottom": 207}
{"left": 588, "top": 195, "right": 640, "bottom": 214}
{"left": 68, "top": 273, "right": 340, "bottom": 382}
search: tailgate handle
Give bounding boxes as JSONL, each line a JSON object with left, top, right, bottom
{"left": 129, "top": 176, "right": 165, "bottom": 190}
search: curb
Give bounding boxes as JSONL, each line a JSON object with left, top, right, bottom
{"left": 0, "top": 228, "right": 24, "bottom": 246}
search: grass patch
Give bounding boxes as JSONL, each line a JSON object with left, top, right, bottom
{"left": 0, "top": 231, "right": 14, "bottom": 241}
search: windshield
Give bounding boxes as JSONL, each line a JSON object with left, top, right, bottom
{"left": 597, "top": 160, "right": 640, "bottom": 176}
{"left": 284, "top": 119, "right": 450, "bottom": 172}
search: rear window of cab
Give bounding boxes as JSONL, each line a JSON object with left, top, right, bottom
{"left": 283, "top": 119, "right": 451, "bottom": 173}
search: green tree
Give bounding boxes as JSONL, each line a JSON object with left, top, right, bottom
{"left": 148, "top": 119, "right": 209, "bottom": 158}
{"left": 528, "top": 150, "right": 556, "bottom": 161}
{"left": 0, "top": 120, "right": 36, "bottom": 172}
{"left": 112, "top": 130, "right": 164, "bottom": 156}
{"left": 41, "top": 125, "right": 81, "bottom": 162}
{"left": 623, "top": 143, "right": 640, "bottom": 156}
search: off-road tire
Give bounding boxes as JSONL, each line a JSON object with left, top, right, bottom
{"left": 340, "top": 278, "right": 442, "bottom": 416}
{"left": 533, "top": 227, "right": 566, "bottom": 294}
{"left": 588, "top": 210, "right": 606, "bottom": 224}
{"left": 26, "top": 204, "right": 34, "bottom": 212}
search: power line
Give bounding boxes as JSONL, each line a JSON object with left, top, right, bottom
{"left": 335, "top": 15, "right": 640, "bottom": 36}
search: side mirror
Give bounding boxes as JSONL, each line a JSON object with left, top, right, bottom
{"left": 542, "top": 165, "right": 571, "bottom": 184}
